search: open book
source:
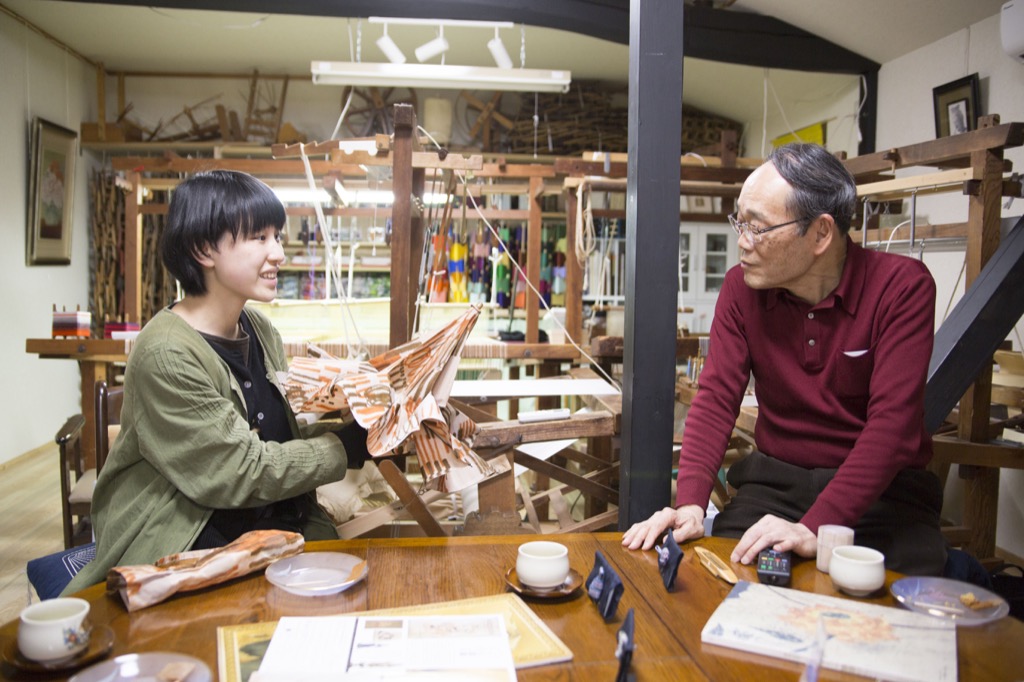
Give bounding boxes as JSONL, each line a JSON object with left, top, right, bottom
{"left": 702, "top": 581, "right": 956, "bottom": 682}
{"left": 218, "top": 593, "right": 572, "bottom": 682}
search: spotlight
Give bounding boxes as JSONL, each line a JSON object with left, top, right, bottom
{"left": 376, "top": 25, "right": 406, "bottom": 64}
{"left": 487, "top": 28, "right": 513, "bottom": 69}
{"left": 415, "top": 27, "right": 449, "bottom": 62}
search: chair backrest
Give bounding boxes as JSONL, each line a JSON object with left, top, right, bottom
{"left": 56, "top": 414, "right": 87, "bottom": 549}
{"left": 95, "top": 380, "right": 124, "bottom": 470}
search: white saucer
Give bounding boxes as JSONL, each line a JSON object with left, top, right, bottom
{"left": 265, "top": 551, "right": 368, "bottom": 597}
{"left": 69, "top": 652, "right": 210, "bottom": 681}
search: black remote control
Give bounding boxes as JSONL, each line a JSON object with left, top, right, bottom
{"left": 756, "top": 549, "right": 792, "bottom": 586}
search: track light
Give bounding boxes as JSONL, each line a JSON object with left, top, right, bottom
{"left": 487, "top": 27, "right": 513, "bottom": 69}
{"left": 312, "top": 61, "right": 572, "bottom": 93}
{"left": 375, "top": 25, "right": 406, "bottom": 64}
{"left": 415, "top": 26, "right": 449, "bottom": 62}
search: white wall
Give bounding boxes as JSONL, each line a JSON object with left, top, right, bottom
{"left": 876, "top": 12, "right": 1024, "bottom": 559}
{"left": 1, "top": 13, "right": 96, "bottom": 465}
{"left": 744, "top": 69, "right": 863, "bottom": 160}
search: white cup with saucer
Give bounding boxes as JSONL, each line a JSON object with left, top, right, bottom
{"left": 516, "top": 541, "right": 570, "bottom": 592}
{"left": 18, "top": 597, "right": 91, "bottom": 663}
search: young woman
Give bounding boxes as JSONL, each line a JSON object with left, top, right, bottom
{"left": 65, "top": 170, "right": 367, "bottom": 592}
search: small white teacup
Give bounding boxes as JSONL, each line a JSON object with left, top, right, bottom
{"left": 516, "top": 541, "right": 570, "bottom": 591}
{"left": 18, "top": 598, "right": 91, "bottom": 662}
{"left": 829, "top": 546, "right": 886, "bottom": 597}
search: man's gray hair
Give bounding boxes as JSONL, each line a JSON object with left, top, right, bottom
{"left": 767, "top": 143, "right": 857, "bottom": 235}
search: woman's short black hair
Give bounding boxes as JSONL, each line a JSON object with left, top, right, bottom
{"left": 160, "top": 170, "right": 285, "bottom": 296}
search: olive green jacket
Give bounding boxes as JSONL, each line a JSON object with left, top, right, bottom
{"left": 64, "top": 307, "right": 347, "bottom": 593}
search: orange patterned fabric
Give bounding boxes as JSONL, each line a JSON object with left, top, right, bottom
{"left": 279, "top": 305, "right": 497, "bottom": 492}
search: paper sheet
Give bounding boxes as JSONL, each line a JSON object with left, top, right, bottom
{"left": 252, "top": 614, "right": 517, "bottom": 682}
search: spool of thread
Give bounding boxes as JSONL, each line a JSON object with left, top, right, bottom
{"left": 816, "top": 524, "right": 855, "bottom": 573}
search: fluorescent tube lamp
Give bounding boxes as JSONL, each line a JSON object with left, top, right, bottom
{"left": 376, "top": 25, "right": 406, "bottom": 64}
{"left": 487, "top": 28, "right": 513, "bottom": 69}
{"left": 311, "top": 61, "right": 571, "bottom": 93}
{"left": 415, "top": 29, "right": 449, "bottom": 62}
{"left": 273, "top": 187, "right": 333, "bottom": 204}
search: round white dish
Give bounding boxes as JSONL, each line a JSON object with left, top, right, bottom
{"left": 891, "top": 576, "right": 1009, "bottom": 626}
{"left": 69, "top": 652, "right": 210, "bottom": 681}
{"left": 265, "top": 552, "right": 368, "bottom": 597}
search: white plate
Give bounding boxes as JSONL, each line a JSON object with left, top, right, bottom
{"left": 265, "top": 552, "right": 368, "bottom": 597}
{"left": 69, "top": 652, "right": 210, "bottom": 681}
{"left": 891, "top": 576, "right": 1009, "bottom": 626}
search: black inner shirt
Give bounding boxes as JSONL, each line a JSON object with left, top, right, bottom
{"left": 191, "top": 311, "right": 307, "bottom": 550}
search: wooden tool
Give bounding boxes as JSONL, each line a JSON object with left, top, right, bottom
{"left": 694, "top": 546, "right": 737, "bottom": 584}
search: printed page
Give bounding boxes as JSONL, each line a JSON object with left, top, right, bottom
{"left": 252, "top": 614, "right": 516, "bottom": 682}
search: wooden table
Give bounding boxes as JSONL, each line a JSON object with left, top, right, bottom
{"left": 2, "top": 534, "right": 1022, "bottom": 681}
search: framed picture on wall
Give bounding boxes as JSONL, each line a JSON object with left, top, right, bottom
{"left": 27, "top": 117, "right": 77, "bottom": 265}
{"left": 932, "top": 74, "right": 981, "bottom": 138}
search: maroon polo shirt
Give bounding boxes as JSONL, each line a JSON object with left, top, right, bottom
{"left": 675, "top": 237, "right": 936, "bottom": 533}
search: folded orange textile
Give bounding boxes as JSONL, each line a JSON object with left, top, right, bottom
{"left": 280, "top": 305, "right": 501, "bottom": 493}
{"left": 106, "top": 530, "right": 304, "bottom": 611}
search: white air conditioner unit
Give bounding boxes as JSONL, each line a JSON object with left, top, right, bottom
{"left": 1002, "top": 0, "right": 1024, "bottom": 63}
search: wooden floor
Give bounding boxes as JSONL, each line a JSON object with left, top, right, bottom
{"left": 0, "top": 443, "right": 64, "bottom": 625}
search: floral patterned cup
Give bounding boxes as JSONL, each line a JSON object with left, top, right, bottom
{"left": 18, "top": 598, "right": 91, "bottom": 662}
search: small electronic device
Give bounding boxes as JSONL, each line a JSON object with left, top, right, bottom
{"left": 517, "top": 408, "right": 572, "bottom": 423}
{"left": 756, "top": 549, "right": 792, "bottom": 586}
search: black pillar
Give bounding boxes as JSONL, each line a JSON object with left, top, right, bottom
{"left": 619, "top": 0, "right": 684, "bottom": 528}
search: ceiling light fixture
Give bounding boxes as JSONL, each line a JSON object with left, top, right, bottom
{"left": 487, "top": 27, "right": 514, "bottom": 69}
{"left": 316, "top": 18, "right": 571, "bottom": 93}
{"left": 375, "top": 24, "right": 406, "bottom": 64}
{"left": 311, "top": 61, "right": 571, "bottom": 93}
{"left": 414, "top": 26, "right": 449, "bottom": 63}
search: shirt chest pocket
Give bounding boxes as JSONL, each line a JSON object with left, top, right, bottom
{"left": 832, "top": 349, "right": 873, "bottom": 398}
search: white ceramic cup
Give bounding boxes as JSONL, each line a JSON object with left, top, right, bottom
{"left": 816, "top": 524, "right": 855, "bottom": 573}
{"left": 18, "top": 597, "right": 91, "bottom": 662}
{"left": 829, "top": 545, "right": 886, "bottom": 597}
{"left": 516, "top": 541, "right": 570, "bottom": 590}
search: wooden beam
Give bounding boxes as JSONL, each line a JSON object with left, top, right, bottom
{"left": 110, "top": 156, "right": 366, "bottom": 175}
{"left": 844, "top": 122, "right": 1024, "bottom": 177}
{"left": 472, "top": 411, "right": 615, "bottom": 449}
{"left": 514, "top": 450, "right": 619, "bottom": 504}
{"left": 856, "top": 167, "right": 980, "bottom": 200}
{"left": 933, "top": 437, "right": 1024, "bottom": 470}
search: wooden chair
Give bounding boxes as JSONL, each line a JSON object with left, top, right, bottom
{"left": 95, "top": 380, "right": 124, "bottom": 464}
{"left": 57, "top": 380, "right": 123, "bottom": 549}
{"left": 57, "top": 414, "right": 90, "bottom": 549}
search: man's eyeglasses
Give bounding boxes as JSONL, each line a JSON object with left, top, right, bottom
{"left": 728, "top": 212, "right": 809, "bottom": 243}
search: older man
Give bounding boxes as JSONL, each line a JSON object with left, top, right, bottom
{"left": 622, "top": 143, "right": 946, "bottom": 575}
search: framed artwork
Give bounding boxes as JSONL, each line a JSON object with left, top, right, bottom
{"left": 27, "top": 117, "right": 77, "bottom": 265}
{"left": 932, "top": 74, "right": 980, "bottom": 138}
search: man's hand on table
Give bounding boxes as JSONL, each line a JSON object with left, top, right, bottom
{"left": 730, "top": 514, "right": 816, "bottom": 564}
{"left": 621, "top": 505, "right": 705, "bottom": 551}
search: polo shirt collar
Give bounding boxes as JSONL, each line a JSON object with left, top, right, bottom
{"left": 765, "top": 236, "right": 862, "bottom": 313}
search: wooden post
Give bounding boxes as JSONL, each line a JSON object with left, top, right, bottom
{"left": 390, "top": 104, "right": 424, "bottom": 347}
{"left": 116, "top": 72, "right": 125, "bottom": 119}
{"left": 564, "top": 187, "right": 583, "bottom": 344}
{"left": 95, "top": 62, "right": 106, "bottom": 141}
{"left": 124, "top": 171, "right": 143, "bottom": 323}
{"left": 526, "top": 175, "right": 543, "bottom": 343}
{"left": 958, "top": 116, "right": 1006, "bottom": 560}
